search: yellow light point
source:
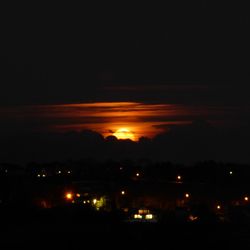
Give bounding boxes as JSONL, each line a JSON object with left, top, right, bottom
{"left": 217, "top": 205, "right": 221, "bottom": 210}
{"left": 185, "top": 193, "right": 190, "bottom": 198}
{"left": 58, "top": 170, "right": 61, "bottom": 174}
{"left": 145, "top": 214, "right": 153, "bottom": 220}
{"left": 121, "top": 190, "right": 125, "bottom": 195}
{"left": 93, "top": 199, "right": 97, "bottom": 204}
{"left": 136, "top": 172, "right": 140, "bottom": 177}
{"left": 134, "top": 214, "right": 142, "bottom": 219}
{"left": 76, "top": 193, "right": 81, "bottom": 197}
{"left": 177, "top": 175, "right": 182, "bottom": 181}
{"left": 229, "top": 171, "right": 233, "bottom": 175}
{"left": 244, "top": 196, "right": 249, "bottom": 201}
{"left": 65, "top": 192, "right": 73, "bottom": 200}
{"left": 113, "top": 128, "right": 135, "bottom": 141}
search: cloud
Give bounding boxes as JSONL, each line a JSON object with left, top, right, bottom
{"left": 1, "top": 119, "right": 250, "bottom": 165}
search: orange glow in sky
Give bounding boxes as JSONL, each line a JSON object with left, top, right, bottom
{"left": 39, "top": 102, "right": 192, "bottom": 140}
{"left": 0, "top": 101, "right": 215, "bottom": 141}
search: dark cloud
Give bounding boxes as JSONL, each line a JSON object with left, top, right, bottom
{"left": 1, "top": 119, "right": 250, "bottom": 165}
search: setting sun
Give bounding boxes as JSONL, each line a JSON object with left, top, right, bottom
{"left": 23, "top": 102, "right": 193, "bottom": 140}
{"left": 113, "top": 128, "right": 135, "bottom": 141}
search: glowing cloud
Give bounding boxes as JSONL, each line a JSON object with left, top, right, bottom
{"left": 0, "top": 101, "right": 234, "bottom": 140}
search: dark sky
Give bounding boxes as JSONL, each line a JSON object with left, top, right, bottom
{"left": 0, "top": 2, "right": 249, "bottom": 164}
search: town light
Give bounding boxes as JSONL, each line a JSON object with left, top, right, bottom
{"left": 185, "top": 193, "right": 190, "bottom": 198}
{"left": 244, "top": 196, "right": 249, "bottom": 201}
{"left": 134, "top": 214, "right": 142, "bottom": 219}
{"left": 189, "top": 215, "right": 198, "bottom": 221}
{"left": 177, "top": 175, "right": 182, "bottom": 181}
{"left": 65, "top": 192, "right": 73, "bottom": 200}
{"left": 145, "top": 214, "right": 153, "bottom": 220}
{"left": 217, "top": 205, "right": 221, "bottom": 210}
{"left": 121, "top": 190, "right": 126, "bottom": 195}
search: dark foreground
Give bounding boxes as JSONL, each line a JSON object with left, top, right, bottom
{"left": 1, "top": 207, "right": 250, "bottom": 249}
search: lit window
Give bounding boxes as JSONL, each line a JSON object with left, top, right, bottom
{"left": 145, "top": 214, "right": 153, "bottom": 219}
{"left": 134, "top": 214, "right": 142, "bottom": 219}
{"left": 139, "top": 209, "right": 149, "bottom": 214}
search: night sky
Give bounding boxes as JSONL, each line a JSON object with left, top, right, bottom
{"left": 0, "top": 2, "right": 249, "bottom": 164}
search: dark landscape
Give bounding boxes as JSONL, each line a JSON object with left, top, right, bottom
{"left": 1, "top": 160, "right": 250, "bottom": 248}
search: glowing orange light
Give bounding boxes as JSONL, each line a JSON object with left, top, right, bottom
{"left": 244, "top": 196, "right": 249, "bottom": 201}
{"left": 185, "top": 193, "right": 190, "bottom": 198}
{"left": 177, "top": 175, "right": 182, "bottom": 181}
{"left": 121, "top": 190, "right": 125, "bottom": 195}
{"left": 65, "top": 192, "right": 73, "bottom": 200}
{"left": 217, "top": 205, "right": 221, "bottom": 210}
{"left": 113, "top": 128, "right": 135, "bottom": 141}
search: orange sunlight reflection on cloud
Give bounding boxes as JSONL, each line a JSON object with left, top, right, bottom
{"left": 42, "top": 102, "right": 191, "bottom": 141}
